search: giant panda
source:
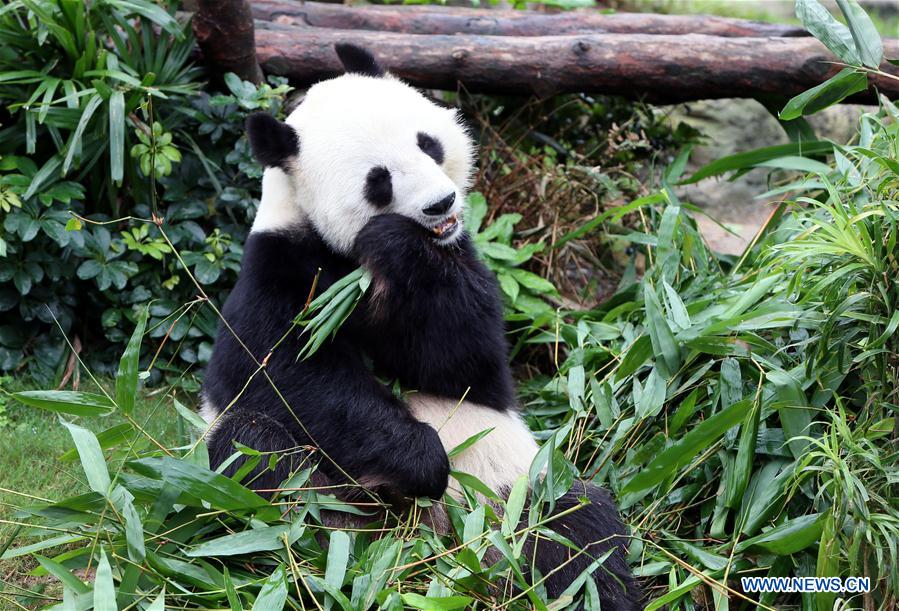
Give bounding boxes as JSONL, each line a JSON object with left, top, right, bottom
{"left": 200, "top": 43, "right": 641, "bottom": 609}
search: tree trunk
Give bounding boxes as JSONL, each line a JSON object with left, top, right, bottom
{"left": 251, "top": 1, "right": 809, "bottom": 38}
{"left": 254, "top": 24, "right": 899, "bottom": 102}
{"left": 194, "top": 0, "right": 264, "bottom": 85}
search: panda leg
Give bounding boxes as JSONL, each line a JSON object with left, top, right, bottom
{"left": 206, "top": 410, "right": 308, "bottom": 493}
{"left": 524, "top": 483, "right": 643, "bottom": 610}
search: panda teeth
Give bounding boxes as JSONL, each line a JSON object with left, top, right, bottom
{"left": 432, "top": 214, "right": 458, "bottom": 237}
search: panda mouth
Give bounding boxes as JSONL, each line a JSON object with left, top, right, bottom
{"left": 431, "top": 214, "right": 459, "bottom": 240}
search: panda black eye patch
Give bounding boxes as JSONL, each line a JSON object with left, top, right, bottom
{"left": 417, "top": 132, "right": 444, "bottom": 165}
{"left": 364, "top": 166, "right": 393, "bottom": 208}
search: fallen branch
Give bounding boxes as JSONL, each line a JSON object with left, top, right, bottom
{"left": 254, "top": 24, "right": 899, "bottom": 102}
{"left": 251, "top": 1, "right": 809, "bottom": 38}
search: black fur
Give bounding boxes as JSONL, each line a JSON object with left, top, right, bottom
{"left": 364, "top": 166, "right": 393, "bottom": 208}
{"left": 417, "top": 132, "right": 444, "bottom": 164}
{"left": 246, "top": 113, "right": 299, "bottom": 170}
{"left": 203, "top": 227, "right": 448, "bottom": 500}
{"left": 349, "top": 214, "right": 641, "bottom": 607}
{"left": 335, "top": 43, "right": 385, "bottom": 77}
{"left": 351, "top": 214, "right": 515, "bottom": 410}
{"left": 525, "top": 485, "right": 642, "bottom": 609}
{"left": 204, "top": 202, "right": 639, "bottom": 607}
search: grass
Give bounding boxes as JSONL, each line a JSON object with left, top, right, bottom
{"left": 0, "top": 377, "right": 183, "bottom": 607}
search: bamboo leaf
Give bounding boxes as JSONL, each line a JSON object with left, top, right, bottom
{"left": 61, "top": 419, "right": 111, "bottom": 495}
{"left": 621, "top": 399, "right": 751, "bottom": 503}
{"left": 93, "top": 549, "right": 116, "bottom": 611}
{"left": 116, "top": 305, "right": 148, "bottom": 416}
{"left": 836, "top": 0, "right": 883, "bottom": 68}
{"left": 13, "top": 390, "right": 115, "bottom": 417}
{"left": 109, "top": 90, "right": 125, "bottom": 183}
{"left": 251, "top": 565, "right": 287, "bottom": 611}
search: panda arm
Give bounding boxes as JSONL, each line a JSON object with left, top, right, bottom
{"left": 264, "top": 348, "right": 451, "bottom": 501}
{"left": 350, "top": 212, "right": 516, "bottom": 409}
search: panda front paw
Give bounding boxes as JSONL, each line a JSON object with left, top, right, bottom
{"left": 401, "top": 423, "right": 450, "bottom": 500}
{"left": 353, "top": 213, "right": 428, "bottom": 260}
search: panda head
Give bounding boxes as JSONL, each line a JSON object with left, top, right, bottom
{"left": 246, "top": 44, "right": 475, "bottom": 254}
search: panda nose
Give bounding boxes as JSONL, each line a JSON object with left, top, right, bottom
{"left": 422, "top": 192, "right": 455, "bottom": 216}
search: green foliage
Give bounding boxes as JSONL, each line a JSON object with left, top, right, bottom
{"left": 0, "top": 0, "right": 292, "bottom": 384}
{"left": 2, "top": 1, "right": 897, "bottom": 608}
{"left": 5, "top": 102, "right": 898, "bottom": 607}
{"left": 781, "top": 0, "right": 883, "bottom": 120}
{"left": 466, "top": 192, "right": 559, "bottom": 321}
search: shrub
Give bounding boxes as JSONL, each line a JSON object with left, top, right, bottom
{"left": 0, "top": 1, "right": 291, "bottom": 385}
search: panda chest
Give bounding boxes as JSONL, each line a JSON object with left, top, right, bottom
{"left": 407, "top": 394, "right": 539, "bottom": 499}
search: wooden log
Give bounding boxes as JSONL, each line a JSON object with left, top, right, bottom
{"left": 194, "top": 0, "right": 263, "bottom": 84}
{"left": 251, "top": 1, "right": 809, "bottom": 38}
{"left": 254, "top": 23, "right": 899, "bottom": 102}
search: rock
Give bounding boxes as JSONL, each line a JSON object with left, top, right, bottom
{"left": 661, "top": 98, "right": 872, "bottom": 254}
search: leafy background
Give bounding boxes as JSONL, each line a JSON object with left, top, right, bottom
{"left": 0, "top": 0, "right": 897, "bottom": 610}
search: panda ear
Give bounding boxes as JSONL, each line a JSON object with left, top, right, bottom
{"left": 335, "top": 43, "right": 385, "bottom": 77}
{"left": 246, "top": 113, "right": 299, "bottom": 169}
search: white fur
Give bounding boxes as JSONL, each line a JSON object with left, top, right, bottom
{"left": 251, "top": 73, "right": 475, "bottom": 253}
{"left": 408, "top": 394, "right": 539, "bottom": 499}
{"left": 251, "top": 167, "right": 306, "bottom": 233}
{"left": 198, "top": 393, "right": 223, "bottom": 437}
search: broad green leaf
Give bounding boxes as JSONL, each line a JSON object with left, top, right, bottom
{"left": 35, "top": 555, "right": 89, "bottom": 594}
{"left": 129, "top": 456, "right": 271, "bottom": 512}
{"left": 62, "top": 93, "right": 103, "bottom": 174}
{"left": 754, "top": 156, "right": 834, "bottom": 175}
{"left": 224, "top": 567, "right": 244, "bottom": 611}
{"left": 767, "top": 369, "right": 813, "bottom": 458}
{"left": 325, "top": 535, "right": 351, "bottom": 589}
{"left": 401, "top": 593, "right": 473, "bottom": 610}
{"left": 464, "top": 192, "right": 488, "bottom": 235}
{"left": 13, "top": 391, "right": 115, "bottom": 417}
{"left": 109, "top": 90, "right": 125, "bottom": 183}
{"left": 116, "top": 305, "right": 148, "bottom": 416}
{"left": 667, "top": 537, "right": 728, "bottom": 571}
{"left": 251, "top": 565, "right": 288, "bottom": 611}
{"left": 1, "top": 534, "right": 85, "bottom": 560}
{"left": 324, "top": 530, "right": 350, "bottom": 609}
{"left": 681, "top": 141, "right": 833, "bottom": 184}
{"left": 121, "top": 493, "right": 146, "bottom": 562}
{"left": 643, "top": 283, "right": 680, "bottom": 375}
{"left": 635, "top": 368, "right": 666, "bottom": 420}
{"left": 724, "top": 400, "right": 759, "bottom": 509}
{"left": 187, "top": 525, "right": 291, "bottom": 557}
{"left": 463, "top": 504, "right": 486, "bottom": 547}
{"left": 567, "top": 364, "right": 586, "bottom": 411}
{"left": 796, "top": 0, "right": 861, "bottom": 65}
{"left": 616, "top": 335, "right": 653, "bottom": 380}
{"left": 739, "top": 460, "right": 792, "bottom": 536}
{"left": 173, "top": 398, "right": 208, "bottom": 431}
{"left": 62, "top": 419, "right": 111, "bottom": 495}
{"left": 59, "top": 423, "right": 133, "bottom": 461}
{"left": 147, "top": 591, "right": 165, "bottom": 611}
{"left": 621, "top": 399, "right": 751, "bottom": 502}
{"left": 499, "top": 272, "right": 520, "bottom": 303}
{"left": 502, "top": 475, "right": 528, "bottom": 537}
{"left": 736, "top": 513, "right": 825, "bottom": 554}
{"left": 816, "top": 514, "right": 839, "bottom": 611}
{"left": 447, "top": 427, "right": 494, "bottom": 459}
{"left": 450, "top": 470, "right": 501, "bottom": 501}
{"left": 779, "top": 69, "right": 868, "bottom": 121}
{"left": 93, "top": 549, "right": 116, "bottom": 611}
{"left": 836, "top": 0, "right": 883, "bottom": 68}
{"left": 146, "top": 551, "right": 220, "bottom": 590}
